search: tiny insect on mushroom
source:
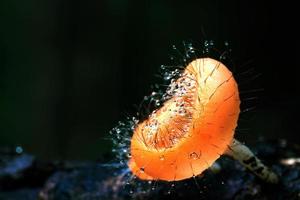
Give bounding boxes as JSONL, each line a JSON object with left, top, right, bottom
{"left": 128, "top": 58, "right": 278, "bottom": 183}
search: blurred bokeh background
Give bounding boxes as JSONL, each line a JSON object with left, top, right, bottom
{"left": 0, "top": 0, "right": 299, "bottom": 160}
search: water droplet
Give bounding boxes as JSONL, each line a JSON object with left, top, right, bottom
{"left": 159, "top": 155, "right": 165, "bottom": 161}
{"left": 164, "top": 72, "right": 172, "bottom": 81}
{"left": 189, "top": 152, "right": 200, "bottom": 160}
{"left": 204, "top": 40, "right": 209, "bottom": 47}
{"left": 155, "top": 100, "right": 161, "bottom": 106}
{"left": 140, "top": 167, "right": 145, "bottom": 173}
{"left": 15, "top": 146, "right": 23, "bottom": 154}
{"left": 220, "top": 55, "right": 226, "bottom": 60}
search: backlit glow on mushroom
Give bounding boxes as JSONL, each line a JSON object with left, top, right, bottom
{"left": 128, "top": 58, "right": 278, "bottom": 183}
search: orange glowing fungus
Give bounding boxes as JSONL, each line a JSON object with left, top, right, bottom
{"left": 129, "top": 58, "right": 240, "bottom": 181}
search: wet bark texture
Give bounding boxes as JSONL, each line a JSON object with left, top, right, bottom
{"left": 0, "top": 139, "right": 299, "bottom": 200}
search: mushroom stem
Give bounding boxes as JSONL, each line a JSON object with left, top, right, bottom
{"left": 225, "top": 139, "right": 279, "bottom": 184}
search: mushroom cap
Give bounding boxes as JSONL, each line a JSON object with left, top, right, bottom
{"left": 129, "top": 58, "right": 240, "bottom": 181}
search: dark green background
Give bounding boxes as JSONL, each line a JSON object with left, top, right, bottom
{"left": 1, "top": 0, "right": 299, "bottom": 160}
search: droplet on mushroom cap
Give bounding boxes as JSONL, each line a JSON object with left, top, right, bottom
{"left": 129, "top": 58, "right": 240, "bottom": 181}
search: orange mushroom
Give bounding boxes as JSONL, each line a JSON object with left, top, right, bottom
{"left": 129, "top": 58, "right": 278, "bottom": 183}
